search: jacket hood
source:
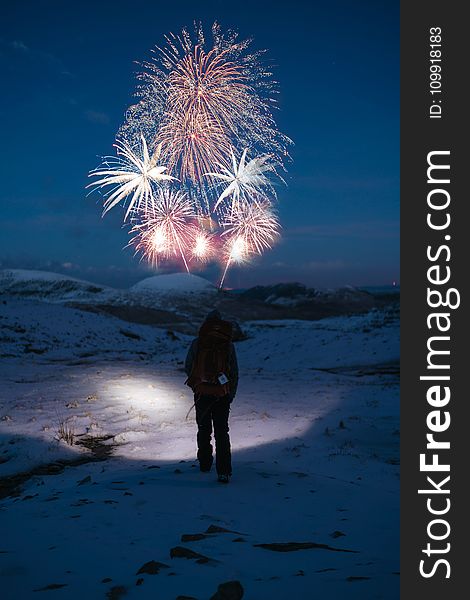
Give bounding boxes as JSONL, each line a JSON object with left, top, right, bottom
{"left": 205, "top": 309, "right": 222, "bottom": 321}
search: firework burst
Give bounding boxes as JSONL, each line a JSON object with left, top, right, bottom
{"left": 120, "top": 22, "right": 291, "bottom": 207}
{"left": 191, "top": 230, "right": 215, "bottom": 263}
{"left": 219, "top": 200, "right": 280, "bottom": 287}
{"left": 88, "top": 135, "right": 176, "bottom": 221}
{"left": 89, "top": 22, "right": 290, "bottom": 281}
{"left": 206, "top": 147, "right": 277, "bottom": 213}
{"left": 129, "top": 188, "right": 196, "bottom": 272}
{"left": 166, "top": 46, "right": 247, "bottom": 126}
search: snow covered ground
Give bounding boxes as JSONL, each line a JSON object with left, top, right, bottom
{"left": 0, "top": 287, "right": 399, "bottom": 599}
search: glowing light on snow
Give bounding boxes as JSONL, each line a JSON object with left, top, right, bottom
{"left": 97, "top": 371, "right": 322, "bottom": 461}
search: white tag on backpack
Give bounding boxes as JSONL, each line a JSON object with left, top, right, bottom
{"left": 218, "top": 373, "right": 229, "bottom": 385}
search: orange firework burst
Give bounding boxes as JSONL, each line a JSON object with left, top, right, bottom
{"left": 167, "top": 46, "right": 247, "bottom": 129}
{"left": 158, "top": 44, "right": 250, "bottom": 185}
{"left": 158, "top": 106, "right": 228, "bottom": 189}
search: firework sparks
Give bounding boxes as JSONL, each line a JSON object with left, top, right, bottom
{"left": 89, "top": 22, "right": 291, "bottom": 279}
{"left": 158, "top": 44, "right": 248, "bottom": 185}
{"left": 229, "top": 236, "right": 247, "bottom": 263}
{"left": 219, "top": 200, "right": 280, "bottom": 287}
{"left": 129, "top": 188, "right": 196, "bottom": 272}
{"left": 88, "top": 135, "right": 176, "bottom": 221}
{"left": 206, "top": 147, "right": 277, "bottom": 212}
{"left": 158, "top": 107, "right": 228, "bottom": 191}
{"left": 222, "top": 200, "right": 280, "bottom": 254}
{"left": 191, "top": 230, "right": 214, "bottom": 262}
{"left": 120, "top": 22, "right": 291, "bottom": 209}
{"left": 219, "top": 236, "right": 247, "bottom": 289}
{"left": 166, "top": 46, "right": 247, "bottom": 127}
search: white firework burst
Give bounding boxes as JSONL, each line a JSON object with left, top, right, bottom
{"left": 206, "top": 147, "right": 278, "bottom": 212}
{"left": 221, "top": 200, "right": 280, "bottom": 254}
{"left": 88, "top": 134, "right": 176, "bottom": 221}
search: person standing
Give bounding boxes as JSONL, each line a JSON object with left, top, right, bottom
{"left": 185, "top": 310, "right": 238, "bottom": 483}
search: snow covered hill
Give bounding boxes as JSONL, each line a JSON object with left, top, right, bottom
{"left": 0, "top": 269, "right": 217, "bottom": 305}
{"left": 131, "top": 273, "right": 217, "bottom": 294}
{"left": 0, "top": 270, "right": 220, "bottom": 332}
{"left": 0, "top": 269, "right": 118, "bottom": 304}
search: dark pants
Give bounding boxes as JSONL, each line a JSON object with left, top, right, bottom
{"left": 195, "top": 395, "right": 232, "bottom": 476}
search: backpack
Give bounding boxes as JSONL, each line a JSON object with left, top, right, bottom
{"left": 186, "top": 319, "right": 233, "bottom": 397}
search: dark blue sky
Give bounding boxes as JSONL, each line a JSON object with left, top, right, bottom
{"left": 0, "top": 0, "right": 399, "bottom": 289}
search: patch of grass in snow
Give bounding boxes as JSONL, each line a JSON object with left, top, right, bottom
{"left": 55, "top": 417, "right": 75, "bottom": 446}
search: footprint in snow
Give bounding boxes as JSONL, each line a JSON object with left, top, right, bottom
{"left": 209, "top": 580, "right": 244, "bottom": 600}
{"left": 70, "top": 499, "right": 93, "bottom": 506}
{"left": 106, "top": 585, "right": 127, "bottom": 599}
{"left": 77, "top": 475, "right": 91, "bottom": 486}
{"left": 33, "top": 583, "right": 68, "bottom": 592}
{"left": 205, "top": 524, "right": 246, "bottom": 535}
{"left": 181, "top": 533, "right": 208, "bottom": 542}
{"left": 315, "top": 568, "right": 337, "bottom": 573}
{"left": 170, "top": 546, "right": 215, "bottom": 564}
{"left": 330, "top": 531, "right": 346, "bottom": 538}
{"left": 254, "top": 542, "right": 358, "bottom": 553}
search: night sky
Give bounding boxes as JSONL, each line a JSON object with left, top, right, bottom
{"left": 0, "top": 0, "right": 399, "bottom": 290}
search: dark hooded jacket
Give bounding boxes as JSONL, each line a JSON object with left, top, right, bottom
{"left": 184, "top": 311, "right": 239, "bottom": 400}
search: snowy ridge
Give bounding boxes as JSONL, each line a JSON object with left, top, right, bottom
{"left": 240, "top": 281, "right": 382, "bottom": 309}
{"left": 0, "top": 269, "right": 118, "bottom": 304}
{"left": 131, "top": 273, "right": 217, "bottom": 294}
{"left": 0, "top": 269, "right": 217, "bottom": 303}
{"left": 0, "top": 270, "right": 219, "bottom": 322}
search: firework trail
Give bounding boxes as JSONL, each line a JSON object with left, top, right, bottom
{"left": 158, "top": 107, "right": 228, "bottom": 195}
{"left": 219, "top": 236, "right": 247, "bottom": 289}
